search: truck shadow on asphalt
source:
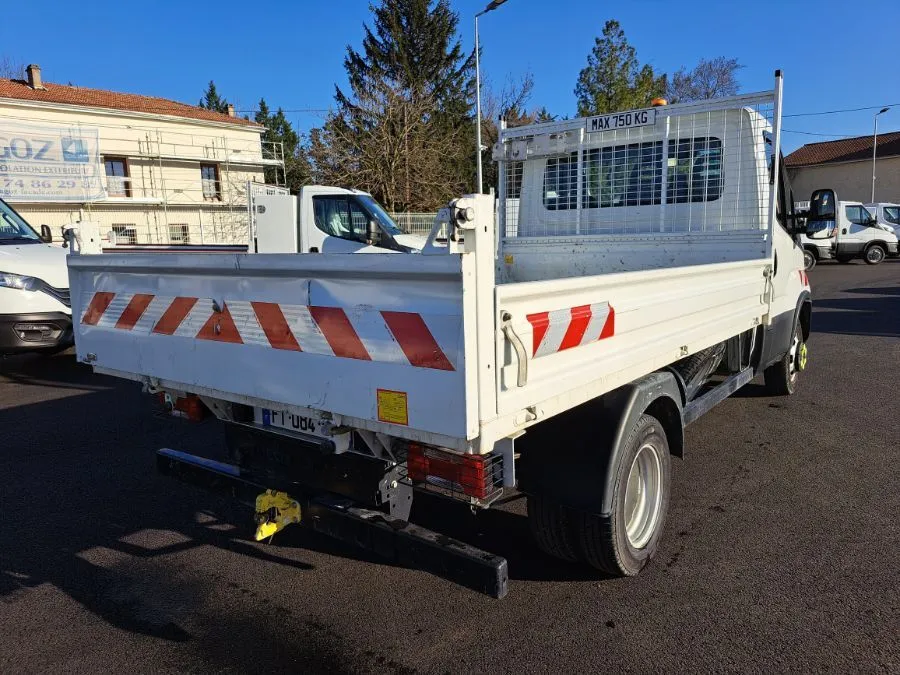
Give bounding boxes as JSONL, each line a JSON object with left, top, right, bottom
{"left": 0, "top": 355, "right": 599, "bottom": 660}
{"left": 0, "top": 349, "right": 112, "bottom": 391}
{"left": 810, "top": 284, "right": 900, "bottom": 338}
{"left": 0, "top": 360, "right": 378, "bottom": 669}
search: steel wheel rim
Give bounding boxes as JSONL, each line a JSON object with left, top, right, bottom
{"left": 804, "top": 251, "right": 814, "bottom": 269}
{"left": 788, "top": 333, "right": 801, "bottom": 381}
{"left": 624, "top": 442, "right": 663, "bottom": 549}
{"left": 867, "top": 247, "right": 884, "bottom": 263}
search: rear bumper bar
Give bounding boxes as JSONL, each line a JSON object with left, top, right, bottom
{"left": 156, "top": 448, "right": 509, "bottom": 599}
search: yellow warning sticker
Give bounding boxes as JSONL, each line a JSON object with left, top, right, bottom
{"left": 504, "top": 254, "right": 514, "bottom": 265}
{"left": 377, "top": 389, "right": 409, "bottom": 425}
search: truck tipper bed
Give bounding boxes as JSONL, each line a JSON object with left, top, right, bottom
{"left": 69, "top": 73, "right": 811, "bottom": 598}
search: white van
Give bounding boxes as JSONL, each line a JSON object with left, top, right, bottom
{"left": 252, "top": 186, "right": 425, "bottom": 254}
{"left": 864, "top": 202, "right": 899, "bottom": 243}
{"left": 0, "top": 198, "right": 72, "bottom": 355}
{"left": 800, "top": 194, "right": 898, "bottom": 269}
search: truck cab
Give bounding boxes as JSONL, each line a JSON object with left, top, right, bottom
{"left": 253, "top": 186, "right": 424, "bottom": 254}
{"left": 801, "top": 191, "right": 898, "bottom": 268}
{"left": 0, "top": 198, "right": 73, "bottom": 355}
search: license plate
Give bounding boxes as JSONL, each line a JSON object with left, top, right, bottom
{"left": 585, "top": 108, "right": 656, "bottom": 133}
{"left": 256, "top": 407, "right": 330, "bottom": 439}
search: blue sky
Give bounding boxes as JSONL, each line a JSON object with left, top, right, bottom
{"left": 2, "top": 0, "right": 898, "bottom": 152}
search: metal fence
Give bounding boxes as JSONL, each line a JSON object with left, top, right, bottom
{"left": 390, "top": 212, "right": 437, "bottom": 235}
{"left": 497, "top": 92, "right": 777, "bottom": 239}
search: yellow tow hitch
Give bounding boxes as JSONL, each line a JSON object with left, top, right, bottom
{"left": 254, "top": 490, "right": 301, "bottom": 542}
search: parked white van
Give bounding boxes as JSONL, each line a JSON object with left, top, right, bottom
{"left": 0, "top": 198, "right": 72, "bottom": 355}
{"left": 800, "top": 194, "right": 898, "bottom": 269}
{"left": 864, "top": 202, "right": 899, "bottom": 236}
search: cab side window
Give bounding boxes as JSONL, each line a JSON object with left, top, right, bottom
{"left": 844, "top": 205, "right": 871, "bottom": 225}
{"left": 313, "top": 196, "right": 369, "bottom": 242}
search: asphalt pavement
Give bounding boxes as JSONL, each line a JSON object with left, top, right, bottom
{"left": 1, "top": 259, "right": 898, "bottom": 673}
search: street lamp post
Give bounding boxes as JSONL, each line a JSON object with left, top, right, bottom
{"left": 475, "top": 0, "right": 508, "bottom": 194}
{"left": 871, "top": 107, "right": 889, "bottom": 203}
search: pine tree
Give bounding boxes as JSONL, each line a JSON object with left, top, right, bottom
{"left": 198, "top": 80, "right": 229, "bottom": 113}
{"left": 574, "top": 20, "right": 666, "bottom": 116}
{"left": 310, "top": 0, "right": 475, "bottom": 211}
{"left": 255, "top": 98, "right": 311, "bottom": 191}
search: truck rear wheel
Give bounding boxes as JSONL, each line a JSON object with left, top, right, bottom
{"left": 527, "top": 495, "right": 580, "bottom": 562}
{"left": 763, "top": 321, "right": 805, "bottom": 395}
{"left": 577, "top": 414, "right": 671, "bottom": 576}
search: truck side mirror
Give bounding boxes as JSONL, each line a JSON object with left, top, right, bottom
{"left": 40, "top": 224, "right": 53, "bottom": 243}
{"left": 367, "top": 219, "right": 381, "bottom": 245}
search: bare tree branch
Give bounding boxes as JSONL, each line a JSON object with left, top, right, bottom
{"left": 0, "top": 55, "right": 25, "bottom": 79}
{"left": 667, "top": 57, "right": 743, "bottom": 103}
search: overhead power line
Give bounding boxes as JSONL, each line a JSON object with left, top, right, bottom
{"left": 784, "top": 103, "right": 900, "bottom": 118}
{"left": 782, "top": 128, "right": 856, "bottom": 139}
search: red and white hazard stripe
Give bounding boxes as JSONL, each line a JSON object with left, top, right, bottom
{"left": 525, "top": 302, "right": 615, "bottom": 358}
{"left": 80, "top": 291, "right": 458, "bottom": 371}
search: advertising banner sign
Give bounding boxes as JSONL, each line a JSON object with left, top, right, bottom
{"left": 0, "top": 121, "right": 106, "bottom": 201}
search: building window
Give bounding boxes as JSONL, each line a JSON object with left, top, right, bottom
{"left": 111, "top": 224, "right": 137, "bottom": 245}
{"left": 169, "top": 224, "right": 190, "bottom": 244}
{"left": 201, "top": 163, "right": 220, "bottom": 201}
{"left": 104, "top": 157, "right": 130, "bottom": 197}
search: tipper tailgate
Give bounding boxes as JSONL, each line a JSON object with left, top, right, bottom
{"left": 68, "top": 252, "right": 473, "bottom": 441}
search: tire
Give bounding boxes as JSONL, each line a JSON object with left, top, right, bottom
{"left": 802, "top": 249, "right": 817, "bottom": 271}
{"left": 527, "top": 495, "right": 580, "bottom": 562}
{"left": 764, "top": 321, "right": 805, "bottom": 395}
{"left": 864, "top": 244, "right": 886, "bottom": 265}
{"left": 577, "top": 414, "right": 671, "bottom": 576}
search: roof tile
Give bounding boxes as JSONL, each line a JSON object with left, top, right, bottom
{"left": 0, "top": 77, "right": 261, "bottom": 128}
{"left": 784, "top": 131, "right": 900, "bottom": 167}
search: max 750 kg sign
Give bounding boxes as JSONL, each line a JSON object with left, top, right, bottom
{"left": 585, "top": 108, "right": 657, "bottom": 133}
{"left": 0, "top": 121, "right": 105, "bottom": 202}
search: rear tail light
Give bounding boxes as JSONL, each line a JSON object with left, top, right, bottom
{"left": 405, "top": 443, "right": 501, "bottom": 502}
{"left": 157, "top": 392, "right": 208, "bottom": 422}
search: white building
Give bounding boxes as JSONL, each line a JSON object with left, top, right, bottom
{"left": 785, "top": 131, "right": 900, "bottom": 205}
{"left": 0, "top": 64, "right": 284, "bottom": 245}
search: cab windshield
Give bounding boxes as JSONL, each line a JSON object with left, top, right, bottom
{"left": 883, "top": 206, "right": 900, "bottom": 225}
{"left": 357, "top": 195, "right": 403, "bottom": 236}
{"left": 0, "top": 199, "right": 41, "bottom": 244}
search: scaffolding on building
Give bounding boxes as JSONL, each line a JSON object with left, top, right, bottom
{"left": 3, "top": 111, "right": 287, "bottom": 246}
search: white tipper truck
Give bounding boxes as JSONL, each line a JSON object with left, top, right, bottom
{"left": 65, "top": 186, "right": 423, "bottom": 255}
{"left": 68, "top": 72, "right": 811, "bottom": 598}
{"left": 251, "top": 185, "right": 427, "bottom": 254}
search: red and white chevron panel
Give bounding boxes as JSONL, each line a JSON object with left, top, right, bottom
{"left": 525, "top": 302, "right": 615, "bottom": 358}
{"left": 80, "top": 291, "right": 458, "bottom": 371}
